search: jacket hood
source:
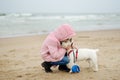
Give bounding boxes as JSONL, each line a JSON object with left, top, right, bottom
{"left": 53, "top": 24, "right": 76, "bottom": 41}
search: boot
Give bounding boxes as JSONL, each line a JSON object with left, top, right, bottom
{"left": 41, "top": 62, "right": 53, "bottom": 73}
{"left": 58, "top": 65, "right": 70, "bottom": 72}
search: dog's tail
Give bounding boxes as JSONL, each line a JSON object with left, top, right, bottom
{"left": 95, "top": 49, "right": 99, "bottom": 52}
{"left": 94, "top": 49, "right": 99, "bottom": 55}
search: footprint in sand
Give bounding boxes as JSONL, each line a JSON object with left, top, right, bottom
{"left": 9, "top": 49, "right": 16, "bottom": 53}
{"left": 25, "top": 73, "right": 31, "bottom": 75}
{"left": 3, "top": 54, "right": 8, "bottom": 57}
{"left": 16, "top": 75, "right": 22, "bottom": 78}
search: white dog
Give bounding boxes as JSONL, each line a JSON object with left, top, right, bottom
{"left": 61, "top": 39, "right": 99, "bottom": 72}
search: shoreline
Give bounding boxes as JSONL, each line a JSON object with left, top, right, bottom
{"left": 0, "top": 29, "right": 120, "bottom": 39}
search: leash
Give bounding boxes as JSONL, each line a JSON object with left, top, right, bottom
{"left": 68, "top": 49, "right": 78, "bottom": 63}
{"left": 73, "top": 50, "right": 76, "bottom": 63}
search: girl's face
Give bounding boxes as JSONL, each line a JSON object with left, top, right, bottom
{"left": 61, "top": 38, "right": 72, "bottom": 48}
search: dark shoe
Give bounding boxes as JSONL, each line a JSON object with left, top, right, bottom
{"left": 58, "top": 65, "right": 70, "bottom": 72}
{"left": 41, "top": 62, "right": 53, "bottom": 73}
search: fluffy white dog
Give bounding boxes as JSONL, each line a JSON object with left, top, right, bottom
{"left": 61, "top": 39, "right": 99, "bottom": 72}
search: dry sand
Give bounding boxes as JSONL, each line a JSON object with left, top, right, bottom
{"left": 0, "top": 29, "right": 120, "bottom": 80}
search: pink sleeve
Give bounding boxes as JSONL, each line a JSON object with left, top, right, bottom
{"left": 47, "top": 40, "right": 66, "bottom": 61}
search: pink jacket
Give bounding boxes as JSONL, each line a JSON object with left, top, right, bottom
{"left": 41, "top": 24, "right": 76, "bottom": 62}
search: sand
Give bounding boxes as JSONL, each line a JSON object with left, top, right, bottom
{"left": 0, "top": 29, "right": 120, "bottom": 80}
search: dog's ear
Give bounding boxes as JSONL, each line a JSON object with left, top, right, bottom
{"left": 70, "top": 38, "right": 72, "bottom": 42}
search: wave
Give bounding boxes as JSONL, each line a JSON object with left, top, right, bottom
{"left": 5, "top": 13, "right": 33, "bottom": 17}
{"left": 28, "top": 16, "right": 62, "bottom": 20}
{"left": 0, "top": 13, "right": 120, "bottom": 21}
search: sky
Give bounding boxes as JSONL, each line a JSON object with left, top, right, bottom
{"left": 0, "top": 0, "right": 120, "bottom": 13}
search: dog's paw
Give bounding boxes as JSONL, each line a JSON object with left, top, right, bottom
{"left": 69, "top": 70, "right": 72, "bottom": 73}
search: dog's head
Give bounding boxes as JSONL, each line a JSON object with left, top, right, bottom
{"left": 61, "top": 38, "right": 73, "bottom": 49}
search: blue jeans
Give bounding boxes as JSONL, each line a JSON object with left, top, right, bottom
{"left": 51, "top": 56, "right": 70, "bottom": 65}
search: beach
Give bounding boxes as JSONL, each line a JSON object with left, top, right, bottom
{"left": 0, "top": 29, "right": 120, "bottom": 80}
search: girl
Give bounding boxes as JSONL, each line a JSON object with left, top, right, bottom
{"left": 41, "top": 24, "right": 76, "bottom": 73}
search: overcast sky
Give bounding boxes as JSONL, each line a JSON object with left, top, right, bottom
{"left": 0, "top": 0, "right": 120, "bottom": 13}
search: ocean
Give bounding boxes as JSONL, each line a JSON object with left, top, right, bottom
{"left": 0, "top": 13, "right": 120, "bottom": 38}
